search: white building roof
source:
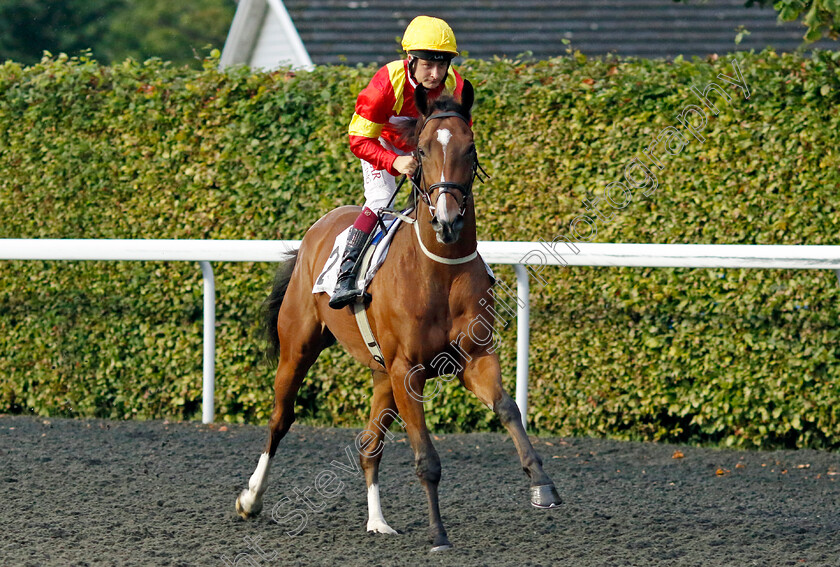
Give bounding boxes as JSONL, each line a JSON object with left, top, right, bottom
{"left": 220, "top": 0, "right": 313, "bottom": 71}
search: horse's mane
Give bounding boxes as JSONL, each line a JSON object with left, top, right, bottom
{"left": 396, "top": 93, "right": 472, "bottom": 147}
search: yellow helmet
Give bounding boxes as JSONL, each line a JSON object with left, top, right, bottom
{"left": 401, "top": 16, "right": 458, "bottom": 60}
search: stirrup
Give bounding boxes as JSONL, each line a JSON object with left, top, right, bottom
{"left": 329, "top": 281, "right": 358, "bottom": 309}
{"left": 329, "top": 286, "right": 371, "bottom": 309}
{"left": 329, "top": 269, "right": 372, "bottom": 308}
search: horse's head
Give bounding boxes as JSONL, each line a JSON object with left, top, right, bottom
{"left": 413, "top": 80, "right": 477, "bottom": 245}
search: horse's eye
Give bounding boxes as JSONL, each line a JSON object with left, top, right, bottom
{"left": 418, "top": 148, "right": 426, "bottom": 157}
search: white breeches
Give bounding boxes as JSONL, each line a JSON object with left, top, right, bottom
{"left": 361, "top": 138, "right": 410, "bottom": 212}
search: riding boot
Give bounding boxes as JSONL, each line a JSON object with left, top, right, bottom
{"left": 328, "top": 227, "right": 371, "bottom": 309}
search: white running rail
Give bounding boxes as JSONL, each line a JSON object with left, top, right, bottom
{"left": 4, "top": 239, "right": 840, "bottom": 427}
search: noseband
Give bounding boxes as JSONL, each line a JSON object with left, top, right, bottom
{"left": 411, "top": 111, "right": 486, "bottom": 218}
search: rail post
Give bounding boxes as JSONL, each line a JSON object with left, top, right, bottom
{"left": 200, "top": 261, "right": 215, "bottom": 424}
{"left": 513, "top": 264, "right": 530, "bottom": 429}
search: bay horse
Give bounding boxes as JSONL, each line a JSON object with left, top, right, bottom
{"left": 235, "top": 80, "right": 561, "bottom": 551}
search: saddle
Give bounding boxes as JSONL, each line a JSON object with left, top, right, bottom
{"left": 312, "top": 209, "right": 414, "bottom": 368}
{"left": 311, "top": 209, "right": 410, "bottom": 300}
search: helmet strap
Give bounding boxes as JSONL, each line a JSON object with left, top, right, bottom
{"left": 408, "top": 55, "right": 418, "bottom": 83}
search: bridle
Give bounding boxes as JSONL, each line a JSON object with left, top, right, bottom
{"left": 381, "top": 108, "right": 489, "bottom": 265}
{"left": 410, "top": 111, "right": 487, "bottom": 218}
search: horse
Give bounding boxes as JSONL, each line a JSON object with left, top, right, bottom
{"left": 235, "top": 80, "right": 561, "bottom": 551}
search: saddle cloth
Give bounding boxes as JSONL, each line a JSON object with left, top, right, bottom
{"left": 312, "top": 215, "right": 404, "bottom": 297}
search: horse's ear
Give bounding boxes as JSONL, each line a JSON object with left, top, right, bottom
{"left": 460, "top": 79, "right": 474, "bottom": 115}
{"left": 415, "top": 84, "right": 429, "bottom": 116}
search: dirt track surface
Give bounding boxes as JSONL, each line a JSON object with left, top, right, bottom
{"left": 1, "top": 415, "right": 839, "bottom": 567}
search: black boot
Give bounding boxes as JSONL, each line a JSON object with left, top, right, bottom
{"left": 329, "top": 227, "right": 371, "bottom": 309}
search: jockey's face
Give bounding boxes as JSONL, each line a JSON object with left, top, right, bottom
{"left": 413, "top": 58, "right": 449, "bottom": 89}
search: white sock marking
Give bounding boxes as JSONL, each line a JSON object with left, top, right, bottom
{"left": 366, "top": 483, "right": 398, "bottom": 534}
{"left": 240, "top": 452, "right": 271, "bottom": 511}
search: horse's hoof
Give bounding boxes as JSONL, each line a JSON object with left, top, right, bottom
{"left": 235, "top": 491, "right": 263, "bottom": 519}
{"left": 235, "top": 496, "right": 249, "bottom": 519}
{"left": 530, "top": 484, "right": 562, "bottom": 508}
{"left": 429, "top": 527, "right": 451, "bottom": 551}
{"left": 366, "top": 519, "right": 399, "bottom": 535}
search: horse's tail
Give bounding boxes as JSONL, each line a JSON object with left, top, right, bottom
{"left": 262, "top": 249, "right": 299, "bottom": 363}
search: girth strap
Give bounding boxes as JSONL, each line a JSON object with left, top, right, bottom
{"left": 352, "top": 244, "right": 386, "bottom": 369}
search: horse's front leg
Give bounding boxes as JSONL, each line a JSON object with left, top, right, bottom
{"left": 359, "top": 369, "right": 401, "bottom": 535}
{"left": 390, "top": 360, "right": 451, "bottom": 551}
{"left": 461, "top": 353, "right": 561, "bottom": 508}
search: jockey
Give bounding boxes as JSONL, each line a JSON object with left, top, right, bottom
{"left": 329, "top": 15, "right": 466, "bottom": 309}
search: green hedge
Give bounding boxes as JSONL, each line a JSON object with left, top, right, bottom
{"left": 2, "top": 49, "right": 840, "bottom": 449}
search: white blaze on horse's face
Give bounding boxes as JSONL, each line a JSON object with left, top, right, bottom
{"left": 434, "top": 128, "right": 459, "bottom": 225}
{"left": 436, "top": 128, "right": 451, "bottom": 184}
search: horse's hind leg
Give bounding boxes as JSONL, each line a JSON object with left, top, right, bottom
{"left": 358, "top": 369, "right": 402, "bottom": 535}
{"left": 235, "top": 306, "right": 325, "bottom": 519}
{"left": 462, "top": 353, "right": 561, "bottom": 508}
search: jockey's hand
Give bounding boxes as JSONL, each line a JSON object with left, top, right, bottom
{"left": 393, "top": 156, "right": 418, "bottom": 177}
